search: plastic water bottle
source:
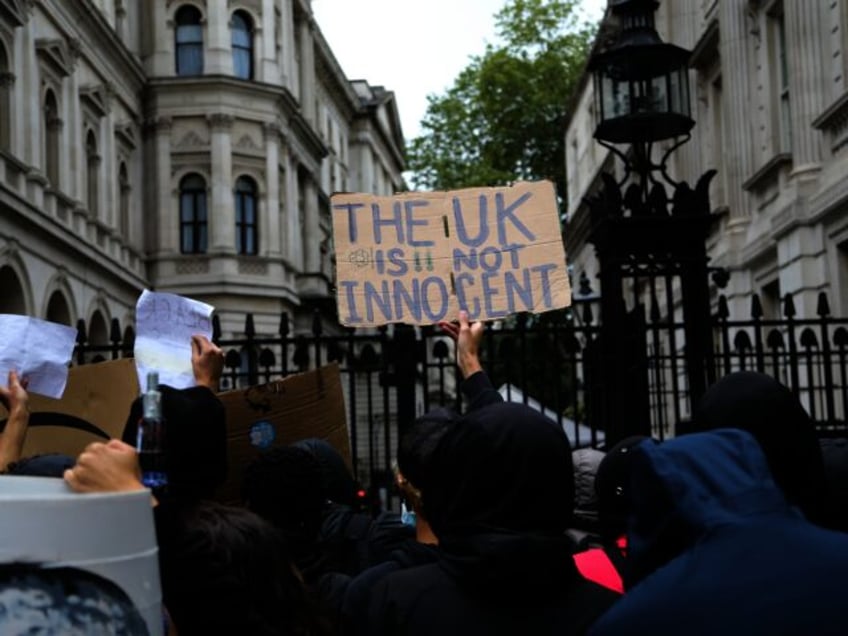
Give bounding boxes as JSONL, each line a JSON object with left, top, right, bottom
{"left": 137, "top": 371, "right": 168, "bottom": 489}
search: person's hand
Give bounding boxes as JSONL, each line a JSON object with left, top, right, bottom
{"left": 0, "top": 370, "right": 29, "bottom": 416}
{"left": 192, "top": 334, "right": 224, "bottom": 392}
{"left": 438, "top": 310, "right": 484, "bottom": 379}
{"left": 64, "top": 440, "right": 144, "bottom": 494}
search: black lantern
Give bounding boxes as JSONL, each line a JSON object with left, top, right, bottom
{"left": 589, "top": 0, "right": 693, "bottom": 144}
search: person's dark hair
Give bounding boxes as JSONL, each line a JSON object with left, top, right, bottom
{"left": 426, "top": 402, "right": 574, "bottom": 538}
{"left": 242, "top": 445, "right": 326, "bottom": 543}
{"left": 121, "top": 385, "right": 227, "bottom": 501}
{"left": 692, "top": 371, "right": 827, "bottom": 524}
{"left": 292, "top": 438, "right": 358, "bottom": 507}
{"left": 595, "top": 435, "right": 650, "bottom": 540}
{"left": 158, "top": 502, "right": 330, "bottom": 636}
{"left": 0, "top": 563, "right": 149, "bottom": 635}
{"left": 4, "top": 453, "right": 75, "bottom": 477}
{"left": 396, "top": 407, "right": 458, "bottom": 514}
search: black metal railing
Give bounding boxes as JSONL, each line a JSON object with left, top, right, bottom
{"left": 70, "top": 291, "right": 848, "bottom": 488}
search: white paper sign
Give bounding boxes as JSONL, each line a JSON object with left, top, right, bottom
{"left": 134, "top": 290, "right": 214, "bottom": 390}
{"left": 0, "top": 315, "right": 77, "bottom": 398}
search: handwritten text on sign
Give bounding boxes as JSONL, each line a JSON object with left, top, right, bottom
{"left": 331, "top": 181, "right": 571, "bottom": 327}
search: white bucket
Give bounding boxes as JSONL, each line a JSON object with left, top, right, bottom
{"left": 0, "top": 476, "right": 162, "bottom": 635}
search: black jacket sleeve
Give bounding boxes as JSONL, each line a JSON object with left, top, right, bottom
{"left": 461, "top": 370, "right": 504, "bottom": 412}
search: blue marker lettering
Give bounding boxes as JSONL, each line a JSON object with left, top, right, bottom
{"left": 421, "top": 276, "right": 449, "bottom": 322}
{"left": 339, "top": 281, "right": 362, "bottom": 323}
{"left": 454, "top": 273, "right": 481, "bottom": 319}
{"left": 479, "top": 246, "right": 502, "bottom": 273}
{"left": 364, "top": 280, "right": 393, "bottom": 323}
{"left": 404, "top": 200, "right": 434, "bottom": 247}
{"left": 371, "top": 201, "right": 404, "bottom": 245}
{"left": 531, "top": 263, "right": 558, "bottom": 308}
{"left": 482, "top": 272, "right": 507, "bottom": 318}
{"left": 393, "top": 279, "right": 422, "bottom": 322}
{"left": 504, "top": 269, "right": 533, "bottom": 313}
{"left": 452, "top": 194, "right": 490, "bottom": 247}
{"left": 496, "top": 192, "right": 535, "bottom": 245}
{"left": 386, "top": 247, "right": 408, "bottom": 276}
{"left": 333, "top": 202, "right": 365, "bottom": 243}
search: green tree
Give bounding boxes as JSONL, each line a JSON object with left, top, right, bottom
{"left": 407, "top": 0, "right": 596, "bottom": 203}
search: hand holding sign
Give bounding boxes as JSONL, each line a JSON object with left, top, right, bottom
{"left": 439, "top": 310, "right": 484, "bottom": 380}
{"left": 191, "top": 335, "right": 224, "bottom": 392}
{"left": 331, "top": 181, "right": 571, "bottom": 326}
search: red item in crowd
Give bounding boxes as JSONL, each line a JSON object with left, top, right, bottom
{"left": 573, "top": 537, "right": 626, "bottom": 594}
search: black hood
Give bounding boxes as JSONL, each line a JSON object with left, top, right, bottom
{"left": 426, "top": 402, "right": 579, "bottom": 600}
{"left": 693, "top": 371, "right": 827, "bottom": 523}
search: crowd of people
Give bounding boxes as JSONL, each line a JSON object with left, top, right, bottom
{"left": 1, "top": 314, "right": 847, "bottom": 634}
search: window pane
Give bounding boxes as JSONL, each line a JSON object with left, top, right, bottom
{"left": 177, "top": 25, "right": 203, "bottom": 44}
{"left": 197, "top": 192, "right": 207, "bottom": 221}
{"left": 177, "top": 44, "right": 203, "bottom": 75}
{"left": 180, "top": 194, "right": 194, "bottom": 222}
{"left": 234, "top": 49, "right": 251, "bottom": 79}
{"left": 246, "top": 230, "right": 255, "bottom": 254}
{"left": 182, "top": 225, "right": 194, "bottom": 253}
{"left": 198, "top": 225, "right": 207, "bottom": 253}
{"left": 245, "top": 197, "right": 255, "bottom": 224}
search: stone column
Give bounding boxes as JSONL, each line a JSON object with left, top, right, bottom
{"left": 153, "top": 117, "right": 174, "bottom": 253}
{"left": 24, "top": 21, "right": 40, "bottom": 168}
{"left": 209, "top": 114, "right": 235, "bottom": 253}
{"left": 298, "top": 19, "right": 315, "bottom": 124}
{"left": 206, "top": 1, "right": 232, "bottom": 75}
{"left": 260, "top": 0, "right": 277, "bottom": 82}
{"left": 286, "top": 154, "right": 302, "bottom": 267}
{"left": 263, "top": 122, "right": 281, "bottom": 255}
{"left": 718, "top": 1, "right": 753, "bottom": 220}
{"left": 149, "top": 1, "right": 171, "bottom": 75}
{"left": 785, "top": 1, "right": 826, "bottom": 175}
{"left": 302, "top": 173, "right": 320, "bottom": 273}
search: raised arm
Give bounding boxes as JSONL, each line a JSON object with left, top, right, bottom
{"left": 0, "top": 370, "right": 30, "bottom": 472}
{"left": 439, "top": 311, "right": 503, "bottom": 411}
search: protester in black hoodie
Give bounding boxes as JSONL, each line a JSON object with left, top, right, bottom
{"left": 364, "top": 402, "right": 619, "bottom": 635}
{"left": 692, "top": 371, "right": 828, "bottom": 526}
{"left": 341, "top": 408, "right": 456, "bottom": 634}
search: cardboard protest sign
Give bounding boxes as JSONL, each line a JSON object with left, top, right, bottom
{"left": 0, "top": 359, "right": 139, "bottom": 460}
{"left": 331, "top": 180, "right": 571, "bottom": 326}
{"left": 215, "top": 363, "right": 351, "bottom": 504}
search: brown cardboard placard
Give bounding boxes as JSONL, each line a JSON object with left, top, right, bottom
{"left": 0, "top": 359, "right": 140, "bottom": 460}
{"left": 215, "top": 363, "right": 350, "bottom": 505}
{"left": 331, "top": 180, "right": 571, "bottom": 326}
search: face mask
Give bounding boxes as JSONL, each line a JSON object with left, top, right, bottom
{"left": 401, "top": 502, "right": 417, "bottom": 528}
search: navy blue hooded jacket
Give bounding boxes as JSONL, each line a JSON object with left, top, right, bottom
{"left": 589, "top": 429, "right": 848, "bottom": 636}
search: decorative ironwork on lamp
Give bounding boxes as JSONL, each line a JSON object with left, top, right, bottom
{"left": 589, "top": 0, "right": 694, "bottom": 186}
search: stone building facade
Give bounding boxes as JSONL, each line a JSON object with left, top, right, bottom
{"left": 564, "top": 0, "right": 848, "bottom": 321}
{"left": 0, "top": 0, "right": 405, "bottom": 345}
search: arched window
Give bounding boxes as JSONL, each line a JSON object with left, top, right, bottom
{"left": 180, "top": 173, "right": 208, "bottom": 254}
{"left": 87, "top": 310, "right": 108, "bottom": 363}
{"left": 43, "top": 90, "right": 61, "bottom": 187}
{"left": 231, "top": 11, "right": 253, "bottom": 80}
{"left": 235, "top": 176, "right": 258, "bottom": 255}
{"left": 86, "top": 130, "right": 99, "bottom": 218}
{"left": 46, "top": 291, "right": 72, "bottom": 325}
{"left": 175, "top": 5, "right": 204, "bottom": 76}
{"left": 0, "top": 42, "right": 12, "bottom": 152}
{"left": 0, "top": 266, "right": 26, "bottom": 314}
{"left": 119, "top": 162, "right": 130, "bottom": 235}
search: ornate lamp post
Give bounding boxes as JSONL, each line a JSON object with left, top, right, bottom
{"left": 584, "top": 0, "right": 717, "bottom": 443}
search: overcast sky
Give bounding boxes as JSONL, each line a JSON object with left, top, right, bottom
{"left": 312, "top": 0, "right": 607, "bottom": 141}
